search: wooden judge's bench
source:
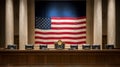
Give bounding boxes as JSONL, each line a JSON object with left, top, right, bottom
{"left": 0, "top": 49, "right": 120, "bottom": 67}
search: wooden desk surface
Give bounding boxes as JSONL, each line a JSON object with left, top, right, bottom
{"left": 0, "top": 49, "right": 120, "bottom": 52}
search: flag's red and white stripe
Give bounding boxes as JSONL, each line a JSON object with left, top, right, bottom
{"left": 35, "top": 17, "right": 86, "bottom": 45}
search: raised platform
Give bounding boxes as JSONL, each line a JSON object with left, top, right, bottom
{"left": 0, "top": 49, "right": 120, "bottom": 67}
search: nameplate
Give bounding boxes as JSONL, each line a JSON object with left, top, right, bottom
{"left": 106, "top": 44, "right": 114, "bottom": 49}
{"left": 7, "top": 45, "right": 17, "bottom": 49}
{"left": 39, "top": 45, "right": 48, "bottom": 50}
{"left": 25, "top": 45, "right": 34, "bottom": 50}
{"left": 82, "top": 44, "right": 91, "bottom": 49}
{"left": 92, "top": 45, "right": 100, "bottom": 49}
{"left": 70, "top": 45, "right": 78, "bottom": 50}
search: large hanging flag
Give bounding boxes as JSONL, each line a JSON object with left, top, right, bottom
{"left": 35, "top": 1, "right": 86, "bottom": 45}
{"left": 35, "top": 17, "right": 86, "bottom": 45}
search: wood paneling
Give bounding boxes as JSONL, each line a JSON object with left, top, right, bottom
{"left": 0, "top": 50, "right": 120, "bottom": 67}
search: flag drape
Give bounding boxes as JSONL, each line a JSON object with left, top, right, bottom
{"left": 35, "top": 17, "right": 86, "bottom": 45}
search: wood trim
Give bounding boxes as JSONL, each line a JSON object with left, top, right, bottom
{"left": 0, "top": 49, "right": 120, "bottom": 65}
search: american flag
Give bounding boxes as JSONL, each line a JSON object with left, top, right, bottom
{"left": 35, "top": 17, "right": 86, "bottom": 45}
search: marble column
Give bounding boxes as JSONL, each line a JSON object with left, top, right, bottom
{"left": 93, "top": 0, "right": 102, "bottom": 47}
{"left": 19, "top": 0, "right": 28, "bottom": 50}
{"left": 107, "top": 0, "right": 116, "bottom": 46}
{"left": 5, "top": 0, "right": 14, "bottom": 47}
